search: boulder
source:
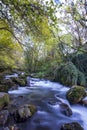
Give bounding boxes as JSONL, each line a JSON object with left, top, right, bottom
{"left": 0, "top": 79, "right": 16, "bottom": 92}
{"left": 11, "top": 77, "right": 26, "bottom": 86}
{"left": 0, "top": 92, "right": 10, "bottom": 109}
{"left": 0, "top": 110, "right": 9, "bottom": 126}
{"left": 28, "top": 104, "right": 37, "bottom": 115}
{"left": 60, "top": 103, "right": 72, "bottom": 116}
{"left": 66, "top": 86, "right": 86, "bottom": 104}
{"left": 9, "top": 124, "right": 20, "bottom": 130}
{"left": 13, "top": 104, "right": 36, "bottom": 122}
{"left": 61, "top": 122, "right": 84, "bottom": 130}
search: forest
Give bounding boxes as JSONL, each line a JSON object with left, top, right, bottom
{"left": 0, "top": 0, "right": 87, "bottom": 130}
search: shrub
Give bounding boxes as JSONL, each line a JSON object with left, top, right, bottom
{"left": 77, "top": 70, "right": 86, "bottom": 86}
{"left": 54, "top": 62, "right": 78, "bottom": 86}
{"left": 54, "top": 61, "right": 86, "bottom": 87}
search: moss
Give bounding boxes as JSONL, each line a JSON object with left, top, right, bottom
{"left": 66, "top": 86, "right": 86, "bottom": 104}
{"left": 0, "top": 84, "right": 10, "bottom": 92}
{"left": 11, "top": 77, "right": 26, "bottom": 86}
{"left": 61, "top": 122, "right": 84, "bottom": 130}
{"left": 0, "top": 78, "right": 16, "bottom": 92}
{"left": 0, "top": 93, "right": 9, "bottom": 109}
{"left": 28, "top": 104, "right": 36, "bottom": 115}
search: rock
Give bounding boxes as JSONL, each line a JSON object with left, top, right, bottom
{"left": 9, "top": 84, "right": 18, "bottom": 90}
{"left": 0, "top": 78, "right": 16, "bottom": 92}
{"left": 13, "top": 104, "right": 36, "bottom": 122}
{"left": 47, "top": 98, "right": 62, "bottom": 105}
{"left": 3, "top": 79, "right": 16, "bottom": 87}
{"left": 66, "top": 86, "right": 86, "bottom": 104}
{"left": 9, "top": 124, "right": 20, "bottom": 130}
{"left": 4, "top": 124, "right": 20, "bottom": 130}
{"left": 0, "top": 110, "right": 9, "bottom": 126}
{"left": 60, "top": 103, "right": 72, "bottom": 116}
{"left": 11, "top": 77, "right": 26, "bottom": 86}
{"left": 61, "top": 122, "right": 84, "bottom": 130}
{"left": 0, "top": 92, "right": 10, "bottom": 109}
{"left": 28, "top": 104, "right": 37, "bottom": 115}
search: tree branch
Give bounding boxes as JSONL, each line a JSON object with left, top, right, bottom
{"left": 0, "top": 27, "right": 25, "bottom": 48}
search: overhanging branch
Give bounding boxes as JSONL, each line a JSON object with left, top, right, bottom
{"left": 0, "top": 27, "right": 25, "bottom": 48}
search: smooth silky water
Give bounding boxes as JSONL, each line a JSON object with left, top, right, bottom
{"left": 8, "top": 77, "right": 87, "bottom": 130}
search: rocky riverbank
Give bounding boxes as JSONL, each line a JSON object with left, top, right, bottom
{"left": 0, "top": 92, "right": 37, "bottom": 130}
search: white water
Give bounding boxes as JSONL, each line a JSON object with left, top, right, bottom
{"left": 5, "top": 73, "right": 18, "bottom": 79}
{"left": 8, "top": 77, "right": 87, "bottom": 130}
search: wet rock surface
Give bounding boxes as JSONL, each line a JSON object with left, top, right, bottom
{"left": 61, "top": 122, "right": 84, "bottom": 130}
{"left": 13, "top": 104, "right": 36, "bottom": 122}
{"left": 0, "top": 110, "right": 9, "bottom": 126}
{"left": 59, "top": 103, "right": 72, "bottom": 116}
{"left": 66, "top": 86, "right": 86, "bottom": 104}
{"left": 0, "top": 92, "right": 10, "bottom": 109}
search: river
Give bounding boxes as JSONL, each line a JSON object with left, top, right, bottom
{"left": 8, "top": 77, "right": 87, "bottom": 130}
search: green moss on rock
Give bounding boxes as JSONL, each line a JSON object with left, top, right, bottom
{"left": 0, "top": 92, "right": 10, "bottom": 109}
{"left": 61, "top": 122, "right": 84, "bottom": 130}
{"left": 28, "top": 104, "right": 37, "bottom": 115}
{"left": 0, "top": 79, "right": 16, "bottom": 92}
{"left": 66, "top": 86, "right": 86, "bottom": 104}
{"left": 11, "top": 77, "right": 26, "bottom": 86}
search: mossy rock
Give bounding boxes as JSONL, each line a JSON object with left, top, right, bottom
{"left": 0, "top": 110, "right": 9, "bottom": 126}
{"left": 11, "top": 77, "right": 26, "bottom": 86}
{"left": 28, "top": 104, "right": 37, "bottom": 115}
{"left": 0, "top": 79, "right": 16, "bottom": 92}
{"left": 0, "top": 84, "right": 10, "bottom": 92}
{"left": 2, "top": 79, "right": 15, "bottom": 86}
{"left": 61, "top": 122, "right": 84, "bottom": 130}
{"left": 17, "top": 79, "right": 26, "bottom": 86}
{"left": 19, "top": 73, "right": 28, "bottom": 80}
{"left": 66, "top": 86, "right": 86, "bottom": 104}
{"left": 0, "top": 92, "right": 10, "bottom": 109}
{"left": 13, "top": 104, "right": 36, "bottom": 122}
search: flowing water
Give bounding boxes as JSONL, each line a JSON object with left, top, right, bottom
{"left": 8, "top": 77, "right": 87, "bottom": 130}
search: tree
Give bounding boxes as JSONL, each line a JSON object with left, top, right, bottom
{"left": 0, "top": 0, "right": 57, "bottom": 45}
{"left": 0, "top": 20, "right": 23, "bottom": 71}
{"left": 56, "top": 0, "right": 87, "bottom": 53}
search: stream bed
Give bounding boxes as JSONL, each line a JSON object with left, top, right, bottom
{"left": 8, "top": 77, "right": 87, "bottom": 130}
